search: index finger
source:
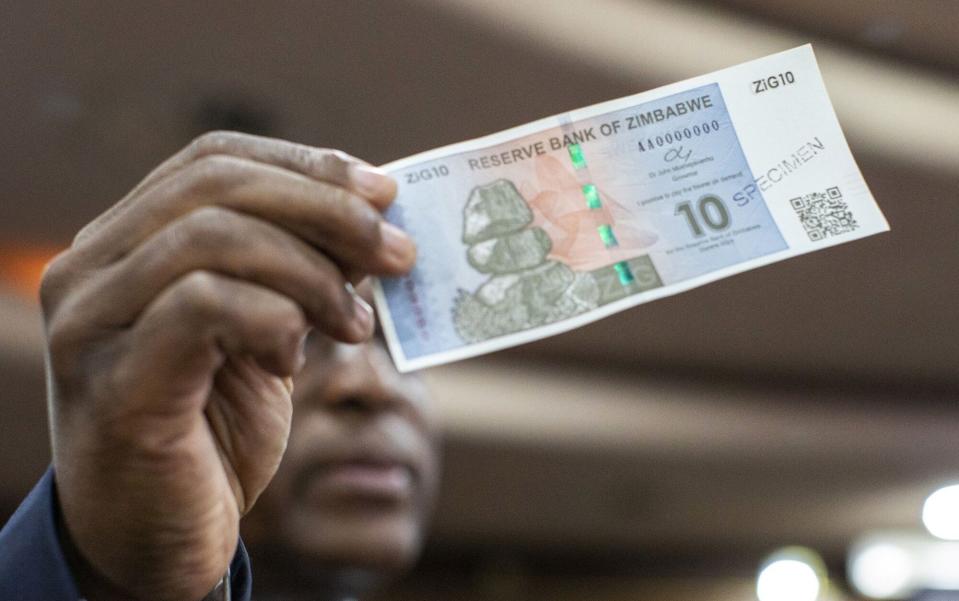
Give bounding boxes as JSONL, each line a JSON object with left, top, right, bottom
{"left": 75, "top": 132, "right": 397, "bottom": 249}
{"left": 147, "top": 131, "right": 398, "bottom": 208}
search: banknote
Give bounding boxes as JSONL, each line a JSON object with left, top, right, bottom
{"left": 372, "top": 45, "right": 889, "bottom": 372}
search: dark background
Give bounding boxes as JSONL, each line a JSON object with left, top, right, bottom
{"left": 1, "top": 2, "right": 957, "bottom": 599}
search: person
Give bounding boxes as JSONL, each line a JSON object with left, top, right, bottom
{"left": 239, "top": 325, "right": 440, "bottom": 601}
{"left": 0, "top": 131, "right": 438, "bottom": 600}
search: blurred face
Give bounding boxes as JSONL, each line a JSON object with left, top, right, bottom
{"left": 244, "top": 328, "right": 441, "bottom": 584}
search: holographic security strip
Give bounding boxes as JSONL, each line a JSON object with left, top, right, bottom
{"left": 567, "top": 143, "right": 587, "bottom": 170}
{"left": 561, "top": 123, "right": 634, "bottom": 288}
{"left": 614, "top": 261, "right": 635, "bottom": 286}
{"left": 582, "top": 183, "right": 601, "bottom": 209}
{"left": 597, "top": 224, "right": 618, "bottom": 248}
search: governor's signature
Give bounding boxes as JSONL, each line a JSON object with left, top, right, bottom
{"left": 664, "top": 145, "right": 692, "bottom": 163}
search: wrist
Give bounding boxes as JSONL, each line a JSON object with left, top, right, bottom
{"left": 55, "top": 487, "right": 229, "bottom": 601}
{"left": 54, "top": 498, "right": 137, "bottom": 601}
{"left": 201, "top": 568, "right": 232, "bottom": 601}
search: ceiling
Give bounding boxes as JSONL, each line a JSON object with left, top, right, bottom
{"left": 2, "top": 0, "right": 956, "bottom": 389}
{"left": 693, "top": 0, "right": 959, "bottom": 73}
{"left": 1, "top": 0, "right": 957, "bottom": 580}
{"left": 428, "top": 361, "right": 959, "bottom": 556}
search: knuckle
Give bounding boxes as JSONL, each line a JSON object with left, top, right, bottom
{"left": 184, "top": 205, "right": 236, "bottom": 239}
{"left": 188, "top": 130, "right": 242, "bottom": 159}
{"left": 166, "top": 206, "right": 239, "bottom": 255}
{"left": 71, "top": 221, "right": 98, "bottom": 248}
{"left": 182, "top": 154, "right": 248, "bottom": 194}
{"left": 313, "top": 149, "right": 352, "bottom": 179}
{"left": 38, "top": 251, "right": 74, "bottom": 314}
{"left": 186, "top": 204, "right": 231, "bottom": 229}
{"left": 170, "top": 271, "right": 223, "bottom": 319}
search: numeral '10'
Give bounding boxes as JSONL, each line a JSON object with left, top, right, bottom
{"left": 676, "top": 195, "right": 731, "bottom": 237}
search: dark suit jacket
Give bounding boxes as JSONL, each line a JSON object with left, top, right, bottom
{"left": 0, "top": 468, "right": 252, "bottom": 600}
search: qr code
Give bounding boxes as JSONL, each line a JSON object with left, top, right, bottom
{"left": 790, "top": 186, "right": 859, "bottom": 241}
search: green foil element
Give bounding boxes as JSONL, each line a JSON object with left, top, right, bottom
{"left": 582, "top": 183, "right": 601, "bottom": 209}
{"left": 598, "top": 224, "right": 618, "bottom": 248}
{"left": 614, "top": 261, "right": 635, "bottom": 286}
{"left": 568, "top": 143, "right": 587, "bottom": 169}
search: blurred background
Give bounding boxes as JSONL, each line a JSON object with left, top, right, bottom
{"left": 1, "top": 1, "right": 957, "bottom": 599}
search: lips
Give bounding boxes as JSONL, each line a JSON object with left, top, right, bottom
{"left": 296, "top": 453, "right": 418, "bottom": 508}
{"left": 320, "top": 461, "right": 412, "bottom": 496}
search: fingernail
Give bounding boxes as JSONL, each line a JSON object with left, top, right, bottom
{"left": 294, "top": 332, "right": 308, "bottom": 372}
{"left": 352, "top": 294, "right": 375, "bottom": 339}
{"left": 350, "top": 163, "right": 393, "bottom": 198}
{"left": 379, "top": 221, "right": 416, "bottom": 268}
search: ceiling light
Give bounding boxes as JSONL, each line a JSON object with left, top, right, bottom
{"left": 923, "top": 484, "right": 959, "bottom": 540}
{"left": 849, "top": 542, "right": 913, "bottom": 599}
{"left": 757, "top": 548, "right": 825, "bottom": 601}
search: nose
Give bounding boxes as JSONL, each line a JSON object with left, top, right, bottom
{"left": 322, "top": 341, "right": 405, "bottom": 415}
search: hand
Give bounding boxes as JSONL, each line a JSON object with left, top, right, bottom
{"left": 38, "top": 132, "right": 415, "bottom": 600}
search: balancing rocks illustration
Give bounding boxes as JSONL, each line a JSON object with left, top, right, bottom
{"left": 452, "top": 179, "right": 602, "bottom": 343}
